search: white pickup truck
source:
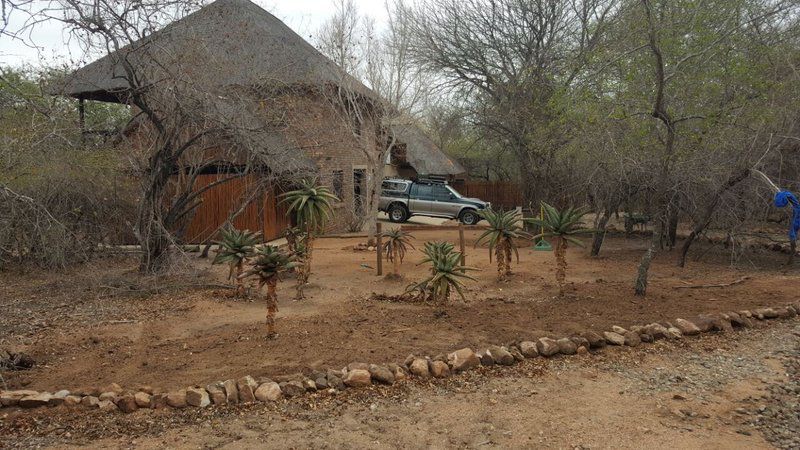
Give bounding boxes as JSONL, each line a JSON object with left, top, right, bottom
{"left": 378, "top": 178, "right": 490, "bottom": 225}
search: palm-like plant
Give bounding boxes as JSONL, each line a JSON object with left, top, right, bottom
{"left": 279, "top": 179, "right": 338, "bottom": 299}
{"left": 212, "top": 227, "right": 261, "bottom": 295}
{"left": 240, "top": 245, "right": 299, "bottom": 338}
{"left": 525, "top": 202, "right": 593, "bottom": 295}
{"left": 408, "top": 241, "right": 477, "bottom": 303}
{"left": 475, "top": 208, "right": 532, "bottom": 279}
{"left": 381, "top": 229, "right": 415, "bottom": 278}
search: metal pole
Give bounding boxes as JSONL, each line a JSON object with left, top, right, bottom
{"left": 458, "top": 223, "right": 466, "bottom": 271}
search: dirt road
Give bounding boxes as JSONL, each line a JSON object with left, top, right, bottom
{"left": 3, "top": 320, "right": 798, "bottom": 449}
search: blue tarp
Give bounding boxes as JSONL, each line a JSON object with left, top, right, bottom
{"left": 774, "top": 190, "right": 800, "bottom": 241}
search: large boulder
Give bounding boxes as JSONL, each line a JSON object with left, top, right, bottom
{"left": 0, "top": 390, "right": 38, "bottom": 407}
{"left": 222, "top": 379, "right": 239, "bottom": 404}
{"left": 477, "top": 350, "right": 495, "bottom": 366}
{"left": 536, "top": 338, "right": 560, "bottom": 357}
{"left": 623, "top": 331, "right": 641, "bottom": 347}
{"left": 519, "top": 341, "right": 539, "bottom": 358}
{"left": 582, "top": 331, "right": 606, "bottom": 349}
{"left": 430, "top": 360, "right": 451, "bottom": 378}
{"left": 603, "top": 331, "right": 625, "bottom": 346}
{"left": 643, "top": 323, "right": 670, "bottom": 339}
{"left": 254, "top": 382, "right": 282, "bottom": 402}
{"left": 205, "top": 383, "right": 226, "bottom": 405}
{"left": 134, "top": 391, "right": 153, "bottom": 408}
{"left": 166, "top": 390, "right": 187, "bottom": 408}
{"left": 19, "top": 392, "right": 52, "bottom": 408}
{"left": 280, "top": 381, "right": 306, "bottom": 397}
{"left": 186, "top": 387, "right": 210, "bottom": 407}
{"left": 487, "top": 346, "right": 515, "bottom": 365}
{"left": 447, "top": 348, "right": 481, "bottom": 372}
{"left": 237, "top": 376, "right": 258, "bottom": 403}
{"left": 368, "top": 364, "right": 395, "bottom": 385}
{"left": 673, "top": 318, "right": 701, "bottom": 336}
{"left": 409, "top": 358, "right": 431, "bottom": 377}
{"left": 344, "top": 369, "right": 372, "bottom": 387}
{"left": 569, "top": 336, "right": 590, "bottom": 350}
{"left": 115, "top": 394, "right": 138, "bottom": 413}
{"left": 556, "top": 338, "right": 578, "bottom": 355}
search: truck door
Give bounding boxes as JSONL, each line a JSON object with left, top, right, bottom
{"left": 409, "top": 184, "right": 433, "bottom": 215}
{"left": 431, "top": 184, "right": 461, "bottom": 217}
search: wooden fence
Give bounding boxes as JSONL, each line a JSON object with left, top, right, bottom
{"left": 182, "top": 174, "right": 291, "bottom": 244}
{"left": 452, "top": 180, "right": 523, "bottom": 210}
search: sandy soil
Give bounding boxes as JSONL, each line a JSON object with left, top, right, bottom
{"left": 2, "top": 318, "right": 798, "bottom": 449}
{"left": 1, "top": 230, "right": 797, "bottom": 396}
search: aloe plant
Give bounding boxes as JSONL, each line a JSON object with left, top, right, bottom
{"left": 280, "top": 179, "right": 338, "bottom": 299}
{"left": 476, "top": 208, "right": 531, "bottom": 279}
{"left": 381, "top": 229, "right": 415, "bottom": 278}
{"left": 240, "top": 245, "right": 299, "bottom": 338}
{"left": 409, "top": 241, "right": 477, "bottom": 303}
{"left": 212, "top": 227, "right": 261, "bottom": 295}
{"left": 525, "top": 202, "right": 593, "bottom": 295}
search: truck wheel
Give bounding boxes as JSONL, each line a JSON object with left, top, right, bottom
{"left": 459, "top": 209, "right": 479, "bottom": 225}
{"left": 388, "top": 204, "right": 409, "bottom": 223}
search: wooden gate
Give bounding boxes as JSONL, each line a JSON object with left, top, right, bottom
{"left": 452, "top": 180, "right": 523, "bottom": 210}
{"left": 182, "top": 174, "right": 291, "bottom": 243}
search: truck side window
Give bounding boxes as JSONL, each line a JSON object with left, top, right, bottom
{"left": 433, "top": 185, "right": 451, "bottom": 201}
{"left": 415, "top": 184, "right": 434, "bottom": 200}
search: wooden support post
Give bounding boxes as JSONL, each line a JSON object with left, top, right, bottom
{"left": 458, "top": 223, "right": 466, "bottom": 271}
{"left": 78, "top": 97, "right": 86, "bottom": 147}
{"left": 376, "top": 222, "right": 383, "bottom": 276}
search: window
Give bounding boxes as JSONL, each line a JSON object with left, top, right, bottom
{"left": 332, "top": 170, "right": 344, "bottom": 200}
{"left": 414, "top": 184, "right": 434, "bottom": 200}
{"left": 432, "top": 185, "right": 452, "bottom": 201}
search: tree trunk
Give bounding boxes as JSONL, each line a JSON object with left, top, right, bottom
{"left": 265, "top": 279, "right": 278, "bottom": 338}
{"left": 393, "top": 245, "right": 401, "bottom": 277}
{"left": 666, "top": 208, "right": 678, "bottom": 249}
{"left": 495, "top": 241, "right": 506, "bottom": 279}
{"left": 590, "top": 208, "right": 611, "bottom": 257}
{"left": 136, "top": 179, "right": 172, "bottom": 273}
{"left": 634, "top": 217, "right": 662, "bottom": 296}
{"left": 504, "top": 240, "right": 513, "bottom": 276}
{"left": 554, "top": 237, "right": 567, "bottom": 295}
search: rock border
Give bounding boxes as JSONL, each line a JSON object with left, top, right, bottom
{"left": 2, "top": 304, "right": 798, "bottom": 414}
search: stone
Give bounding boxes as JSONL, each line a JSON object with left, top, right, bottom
{"left": 205, "top": 383, "right": 226, "bottom": 405}
{"left": 433, "top": 353, "right": 448, "bottom": 363}
{"left": 582, "top": 331, "right": 606, "bottom": 349}
{"left": 49, "top": 390, "right": 70, "bottom": 406}
{"left": 477, "top": 350, "right": 494, "bottom": 366}
{"left": 116, "top": 394, "right": 138, "bottom": 413}
{"left": 302, "top": 378, "right": 317, "bottom": 392}
{"left": 640, "top": 333, "right": 654, "bottom": 343}
{"left": 403, "top": 354, "right": 416, "bottom": 368}
{"left": 134, "top": 391, "right": 152, "bottom": 408}
{"left": 389, "top": 363, "right": 408, "bottom": 381}
{"left": 569, "top": 336, "right": 590, "bottom": 350}
{"left": 254, "top": 382, "right": 282, "bottom": 402}
{"left": 138, "top": 385, "right": 155, "bottom": 395}
{"left": 630, "top": 325, "right": 643, "bottom": 333}
{"left": 237, "top": 376, "right": 258, "bottom": 403}
{"left": 0, "top": 390, "right": 38, "bottom": 407}
{"left": 776, "top": 307, "right": 795, "bottom": 319}
{"left": 97, "top": 400, "right": 119, "bottom": 412}
{"left": 186, "top": 387, "right": 210, "bottom": 407}
{"left": 739, "top": 310, "right": 753, "bottom": 318}
{"left": 102, "top": 383, "right": 124, "bottom": 394}
{"left": 150, "top": 394, "right": 169, "bottom": 410}
{"left": 557, "top": 338, "right": 578, "bottom": 355}
{"left": 487, "top": 345, "right": 515, "bottom": 365}
{"left": 603, "top": 331, "right": 625, "bottom": 346}
{"left": 81, "top": 396, "right": 100, "bottom": 408}
{"left": 623, "top": 331, "right": 641, "bottom": 347}
{"left": 326, "top": 375, "right": 345, "bottom": 391}
{"left": 519, "top": 341, "right": 539, "bottom": 358}
{"left": 611, "top": 325, "right": 628, "bottom": 334}
{"left": 576, "top": 346, "right": 589, "bottom": 355}
{"left": 674, "top": 318, "right": 701, "bottom": 336}
{"left": 314, "top": 376, "right": 329, "bottom": 389}
{"left": 19, "top": 392, "right": 52, "bottom": 408}
{"left": 643, "top": 323, "right": 670, "bottom": 339}
{"left": 447, "top": 348, "right": 480, "bottom": 372}
{"left": 99, "top": 392, "right": 117, "bottom": 402}
{"left": 666, "top": 327, "right": 683, "bottom": 339}
{"left": 508, "top": 346, "right": 525, "bottom": 362}
{"left": 430, "top": 360, "right": 451, "bottom": 378}
{"left": 409, "top": 358, "right": 431, "bottom": 377}
{"left": 281, "top": 381, "right": 306, "bottom": 397}
{"left": 98, "top": 400, "right": 117, "bottom": 412}
{"left": 166, "top": 390, "right": 187, "bottom": 408}
{"left": 347, "top": 362, "right": 370, "bottom": 372}
{"left": 369, "top": 364, "right": 395, "bottom": 385}
{"left": 64, "top": 395, "right": 82, "bottom": 407}
{"left": 755, "top": 308, "right": 778, "bottom": 319}
{"left": 344, "top": 369, "right": 371, "bottom": 387}
{"left": 222, "top": 379, "right": 239, "bottom": 404}
{"left": 536, "top": 338, "right": 560, "bottom": 357}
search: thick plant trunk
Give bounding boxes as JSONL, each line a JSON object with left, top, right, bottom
{"left": 504, "top": 239, "right": 513, "bottom": 276}
{"left": 666, "top": 209, "right": 678, "bottom": 249}
{"left": 495, "top": 242, "right": 506, "bottom": 279}
{"left": 634, "top": 218, "right": 662, "bottom": 296}
{"left": 554, "top": 237, "right": 568, "bottom": 295}
{"left": 136, "top": 181, "right": 172, "bottom": 273}
{"left": 393, "top": 246, "right": 401, "bottom": 277}
{"left": 265, "top": 279, "right": 278, "bottom": 338}
{"left": 590, "top": 208, "right": 611, "bottom": 257}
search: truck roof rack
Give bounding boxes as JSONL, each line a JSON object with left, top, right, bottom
{"left": 416, "top": 176, "right": 447, "bottom": 185}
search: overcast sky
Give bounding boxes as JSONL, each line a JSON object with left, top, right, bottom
{"left": 0, "top": 0, "right": 389, "bottom": 67}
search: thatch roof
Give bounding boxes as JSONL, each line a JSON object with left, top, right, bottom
{"left": 390, "top": 123, "right": 466, "bottom": 176}
{"left": 57, "top": 0, "right": 373, "bottom": 102}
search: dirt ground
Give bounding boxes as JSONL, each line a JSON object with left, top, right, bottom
{"left": 2, "top": 316, "right": 798, "bottom": 449}
{"left": 1, "top": 229, "right": 797, "bottom": 397}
